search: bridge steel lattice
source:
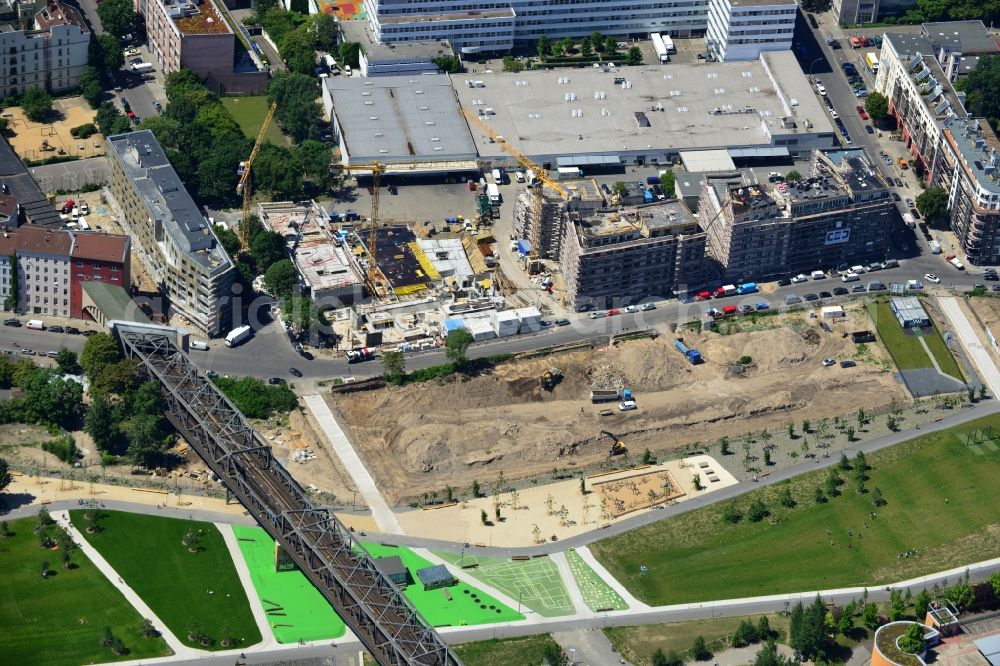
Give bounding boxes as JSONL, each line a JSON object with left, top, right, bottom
{"left": 116, "top": 326, "right": 462, "bottom": 666}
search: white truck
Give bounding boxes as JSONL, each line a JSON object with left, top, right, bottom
{"left": 902, "top": 212, "right": 915, "bottom": 228}
{"left": 557, "top": 166, "right": 582, "bottom": 179}
{"left": 487, "top": 183, "right": 500, "bottom": 204}
{"left": 948, "top": 256, "right": 965, "bottom": 270}
{"left": 929, "top": 240, "right": 942, "bottom": 254}
{"left": 130, "top": 62, "right": 154, "bottom": 73}
{"left": 225, "top": 325, "right": 252, "bottom": 347}
{"left": 651, "top": 33, "right": 670, "bottom": 63}
{"left": 491, "top": 168, "right": 504, "bottom": 184}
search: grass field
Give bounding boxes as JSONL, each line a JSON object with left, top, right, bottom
{"left": 592, "top": 413, "right": 1000, "bottom": 605}
{"left": 70, "top": 511, "right": 261, "bottom": 650}
{"left": 233, "top": 526, "right": 345, "bottom": 643}
{"left": 0, "top": 515, "right": 171, "bottom": 665}
{"left": 605, "top": 614, "right": 791, "bottom": 666}
{"left": 360, "top": 543, "right": 523, "bottom": 626}
{"left": 565, "top": 549, "right": 627, "bottom": 611}
{"left": 453, "top": 634, "right": 562, "bottom": 666}
{"left": 220, "top": 96, "right": 288, "bottom": 146}
{"left": 867, "top": 302, "right": 962, "bottom": 379}
{"left": 432, "top": 551, "right": 574, "bottom": 617}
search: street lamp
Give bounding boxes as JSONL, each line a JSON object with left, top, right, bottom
{"left": 809, "top": 58, "right": 824, "bottom": 77}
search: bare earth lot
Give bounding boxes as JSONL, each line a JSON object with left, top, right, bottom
{"left": 332, "top": 313, "right": 909, "bottom": 503}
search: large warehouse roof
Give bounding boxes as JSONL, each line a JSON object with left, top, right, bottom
{"left": 325, "top": 74, "right": 478, "bottom": 165}
{"left": 455, "top": 51, "right": 834, "bottom": 160}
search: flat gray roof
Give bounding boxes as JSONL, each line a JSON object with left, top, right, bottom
{"left": 975, "top": 634, "right": 1000, "bottom": 666}
{"left": 340, "top": 20, "right": 452, "bottom": 61}
{"left": 326, "top": 75, "right": 478, "bottom": 164}
{"left": 455, "top": 51, "right": 833, "bottom": 160}
{"left": 922, "top": 20, "right": 998, "bottom": 53}
{"left": 107, "top": 130, "right": 232, "bottom": 273}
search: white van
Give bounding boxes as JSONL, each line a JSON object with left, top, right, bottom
{"left": 513, "top": 171, "right": 525, "bottom": 183}
{"left": 810, "top": 270, "right": 826, "bottom": 280}
{"left": 841, "top": 272, "right": 860, "bottom": 282}
{"left": 190, "top": 340, "right": 209, "bottom": 351}
{"left": 26, "top": 319, "right": 45, "bottom": 330}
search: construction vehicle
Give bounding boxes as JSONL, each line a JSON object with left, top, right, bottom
{"left": 591, "top": 388, "right": 633, "bottom": 403}
{"left": 601, "top": 430, "right": 627, "bottom": 456}
{"left": 540, "top": 367, "right": 562, "bottom": 391}
{"left": 347, "top": 348, "right": 375, "bottom": 363}
{"left": 236, "top": 100, "right": 278, "bottom": 251}
{"left": 461, "top": 108, "right": 569, "bottom": 259}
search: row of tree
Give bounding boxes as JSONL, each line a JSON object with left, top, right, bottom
{"left": 0, "top": 352, "right": 83, "bottom": 429}
{"left": 250, "top": 0, "right": 338, "bottom": 76}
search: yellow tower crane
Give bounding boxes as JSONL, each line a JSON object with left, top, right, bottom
{"left": 331, "top": 162, "right": 386, "bottom": 296}
{"left": 461, "top": 108, "right": 570, "bottom": 259}
{"left": 236, "top": 100, "right": 278, "bottom": 252}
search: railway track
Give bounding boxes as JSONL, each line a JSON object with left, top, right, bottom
{"left": 116, "top": 325, "right": 462, "bottom": 666}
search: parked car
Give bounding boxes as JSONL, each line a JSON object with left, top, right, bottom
{"left": 48, "top": 325, "right": 64, "bottom": 333}
{"left": 777, "top": 278, "right": 791, "bottom": 286}
{"left": 840, "top": 359, "right": 857, "bottom": 368}
{"left": 791, "top": 274, "right": 809, "bottom": 283}
{"left": 803, "top": 293, "right": 819, "bottom": 301}
{"left": 640, "top": 303, "right": 656, "bottom": 311}
{"left": 65, "top": 326, "right": 79, "bottom": 335}
{"left": 205, "top": 369, "right": 219, "bottom": 379}
{"left": 892, "top": 192, "right": 901, "bottom": 202}
{"left": 79, "top": 202, "right": 89, "bottom": 215}
{"left": 822, "top": 357, "right": 836, "bottom": 367}
{"left": 3, "top": 318, "right": 20, "bottom": 327}
{"left": 833, "top": 287, "right": 849, "bottom": 295}
{"left": 268, "top": 377, "right": 285, "bottom": 385}
{"left": 865, "top": 125, "right": 874, "bottom": 134}
{"left": 624, "top": 305, "right": 639, "bottom": 313}
{"left": 619, "top": 400, "right": 637, "bottom": 412}
{"left": 857, "top": 105, "right": 868, "bottom": 119}
{"left": 905, "top": 198, "right": 914, "bottom": 208}
{"left": 924, "top": 273, "right": 941, "bottom": 283}
{"left": 289, "top": 367, "right": 303, "bottom": 377}
{"left": 60, "top": 200, "right": 75, "bottom": 214}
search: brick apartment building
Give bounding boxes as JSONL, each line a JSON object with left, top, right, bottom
{"left": 135, "top": 0, "right": 265, "bottom": 94}
{"left": 1, "top": 226, "right": 129, "bottom": 318}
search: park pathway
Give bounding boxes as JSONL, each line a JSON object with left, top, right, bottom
{"left": 216, "top": 523, "right": 280, "bottom": 651}
{"left": 52, "top": 510, "right": 199, "bottom": 659}
{"left": 939, "top": 297, "right": 1000, "bottom": 396}
{"left": 302, "top": 394, "right": 402, "bottom": 534}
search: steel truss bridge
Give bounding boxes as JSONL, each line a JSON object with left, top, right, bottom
{"left": 116, "top": 325, "right": 462, "bottom": 666}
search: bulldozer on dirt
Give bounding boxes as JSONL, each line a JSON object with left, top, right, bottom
{"left": 601, "top": 430, "right": 627, "bottom": 457}
{"left": 540, "top": 367, "right": 562, "bottom": 391}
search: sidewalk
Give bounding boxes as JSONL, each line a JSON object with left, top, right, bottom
{"left": 938, "top": 297, "right": 1000, "bottom": 396}
{"left": 301, "top": 394, "right": 402, "bottom": 534}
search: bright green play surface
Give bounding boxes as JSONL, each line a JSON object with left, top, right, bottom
{"left": 359, "top": 542, "right": 524, "bottom": 626}
{"left": 232, "top": 526, "right": 346, "bottom": 643}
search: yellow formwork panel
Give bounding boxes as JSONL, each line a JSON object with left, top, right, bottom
{"left": 408, "top": 242, "right": 441, "bottom": 281}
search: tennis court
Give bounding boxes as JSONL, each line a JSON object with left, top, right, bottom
{"left": 432, "top": 551, "right": 574, "bottom": 617}
{"left": 565, "top": 550, "right": 628, "bottom": 611}
{"left": 360, "top": 543, "right": 523, "bottom": 626}
{"left": 232, "top": 526, "right": 346, "bottom": 643}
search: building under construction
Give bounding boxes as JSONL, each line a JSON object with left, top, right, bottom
{"left": 257, "top": 201, "right": 363, "bottom": 305}
{"left": 702, "top": 148, "right": 893, "bottom": 281}
{"left": 562, "top": 200, "right": 706, "bottom": 310}
{"left": 513, "top": 179, "right": 605, "bottom": 260}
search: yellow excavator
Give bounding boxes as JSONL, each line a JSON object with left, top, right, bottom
{"left": 601, "top": 430, "right": 627, "bottom": 457}
{"left": 540, "top": 367, "right": 562, "bottom": 391}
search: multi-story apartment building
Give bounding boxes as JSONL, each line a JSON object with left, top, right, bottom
{"left": 875, "top": 31, "right": 963, "bottom": 187}
{"left": 105, "top": 130, "right": 236, "bottom": 337}
{"left": 134, "top": 0, "right": 265, "bottom": 94}
{"left": 705, "top": 0, "right": 796, "bottom": 63}
{"left": 364, "top": 0, "right": 709, "bottom": 53}
{"left": 919, "top": 21, "right": 998, "bottom": 82}
{"left": 3, "top": 226, "right": 130, "bottom": 317}
{"left": 704, "top": 150, "right": 892, "bottom": 280}
{"left": 16, "top": 225, "right": 70, "bottom": 317}
{"left": 513, "top": 181, "right": 604, "bottom": 261}
{"left": 0, "top": 0, "right": 88, "bottom": 99}
{"left": 562, "top": 201, "right": 706, "bottom": 310}
{"left": 940, "top": 118, "right": 1000, "bottom": 265}
{"left": 832, "top": 0, "right": 915, "bottom": 25}
{"left": 68, "top": 231, "right": 130, "bottom": 318}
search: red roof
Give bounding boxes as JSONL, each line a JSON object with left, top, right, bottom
{"left": 16, "top": 225, "right": 73, "bottom": 255}
{"left": 69, "top": 231, "right": 129, "bottom": 264}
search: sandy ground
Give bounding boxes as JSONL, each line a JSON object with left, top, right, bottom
{"left": 967, "top": 297, "right": 1000, "bottom": 362}
{"left": 3, "top": 97, "right": 105, "bottom": 161}
{"left": 395, "top": 454, "right": 737, "bottom": 547}
{"left": 333, "top": 307, "right": 908, "bottom": 503}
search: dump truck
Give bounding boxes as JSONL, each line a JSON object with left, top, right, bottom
{"left": 347, "top": 347, "right": 375, "bottom": 363}
{"left": 674, "top": 337, "right": 702, "bottom": 364}
{"left": 713, "top": 284, "right": 737, "bottom": 298}
{"left": 591, "top": 388, "right": 633, "bottom": 403}
{"left": 225, "top": 325, "right": 252, "bottom": 348}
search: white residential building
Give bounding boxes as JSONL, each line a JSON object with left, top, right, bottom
{"left": 363, "top": 0, "right": 709, "bottom": 54}
{"left": 16, "top": 226, "right": 71, "bottom": 318}
{"left": 0, "top": 0, "right": 89, "bottom": 98}
{"left": 705, "top": 0, "right": 797, "bottom": 62}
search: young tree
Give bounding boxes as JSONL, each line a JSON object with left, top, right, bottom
{"left": 580, "top": 36, "right": 593, "bottom": 57}
{"left": 889, "top": 588, "right": 905, "bottom": 621}
{"left": 814, "top": 486, "right": 827, "bottom": 503}
{"left": 753, "top": 639, "right": 795, "bottom": 666}
{"left": 719, "top": 436, "right": 731, "bottom": 455}
{"left": 846, "top": 425, "right": 856, "bottom": 442}
{"left": 471, "top": 480, "right": 481, "bottom": 497}
{"left": 382, "top": 350, "right": 406, "bottom": 382}
{"left": 787, "top": 422, "right": 795, "bottom": 439}
{"left": 864, "top": 91, "right": 889, "bottom": 122}
{"left": 914, "top": 588, "right": 932, "bottom": 617}
{"left": 40, "top": 559, "right": 49, "bottom": 578}
{"left": 480, "top": 509, "right": 487, "bottom": 525}
{"left": 886, "top": 415, "right": 898, "bottom": 432}
{"left": 763, "top": 449, "right": 772, "bottom": 466}
{"left": 802, "top": 419, "right": 811, "bottom": 434}
{"left": 536, "top": 35, "right": 552, "bottom": 58}
{"left": 778, "top": 486, "right": 795, "bottom": 508}
{"left": 55, "top": 348, "right": 79, "bottom": 374}
{"left": 897, "top": 623, "right": 925, "bottom": 654}
{"left": 445, "top": 328, "right": 474, "bottom": 368}
{"left": 871, "top": 486, "right": 886, "bottom": 507}
{"left": 659, "top": 169, "right": 676, "bottom": 194}
{"left": 502, "top": 56, "right": 524, "bottom": 73}
{"left": 839, "top": 452, "right": 851, "bottom": 470}
{"left": 916, "top": 187, "right": 950, "bottom": 229}
{"left": 746, "top": 498, "right": 768, "bottom": 522}
{"left": 825, "top": 470, "right": 841, "bottom": 497}
{"left": 692, "top": 473, "right": 702, "bottom": 491}
{"left": 785, "top": 170, "right": 802, "bottom": 182}
{"left": 838, "top": 601, "right": 855, "bottom": 636}
{"left": 721, "top": 498, "right": 741, "bottom": 523}
{"left": 690, "top": 635, "right": 711, "bottom": 661}
{"left": 861, "top": 601, "right": 880, "bottom": 630}
{"left": 625, "top": 46, "right": 643, "bottom": 65}
{"left": 857, "top": 407, "right": 866, "bottom": 428}
{"left": 604, "top": 36, "right": 618, "bottom": 54}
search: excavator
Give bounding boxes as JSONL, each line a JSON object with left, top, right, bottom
{"left": 601, "top": 430, "right": 627, "bottom": 457}
{"left": 540, "top": 367, "right": 562, "bottom": 391}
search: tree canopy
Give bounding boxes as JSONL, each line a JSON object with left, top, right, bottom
{"left": 97, "top": 0, "right": 139, "bottom": 40}
{"left": 961, "top": 55, "right": 1000, "bottom": 128}
{"left": 916, "top": 187, "right": 950, "bottom": 229}
{"left": 864, "top": 92, "right": 889, "bottom": 122}
{"left": 445, "top": 328, "right": 474, "bottom": 367}
{"left": 21, "top": 87, "right": 53, "bottom": 122}
{"left": 211, "top": 376, "right": 297, "bottom": 418}
{"left": 268, "top": 72, "right": 322, "bottom": 143}
{"left": 250, "top": 230, "right": 288, "bottom": 272}
{"left": 264, "top": 259, "right": 300, "bottom": 297}
{"left": 0, "top": 456, "right": 11, "bottom": 493}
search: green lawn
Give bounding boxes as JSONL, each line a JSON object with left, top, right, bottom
{"left": 360, "top": 542, "right": 523, "bottom": 626}
{"left": 70, "top": 511, "right": 261, "bottom": 650}
{"left": 592, "top": 413, "right": 1000, "bottom": 605}
{"left": 605, "top": 614, "right": 791, "bottom": 666}
{"left": 220, "top": 96, "right": 288, "bottom": 146}
{"left": 453, "top": 634, "right": 563, "bottom": 666}
{"left": 233, "top": 526, "right": 345, "bottom": 643}
{"left": 432, "top": 551, "right": 575, "bottom": 617}
{"left": 867, "top": 302, "right": 962, "bottom": 379}
{"left": 0, "top": 515, "right": 171, "bottom": 665}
